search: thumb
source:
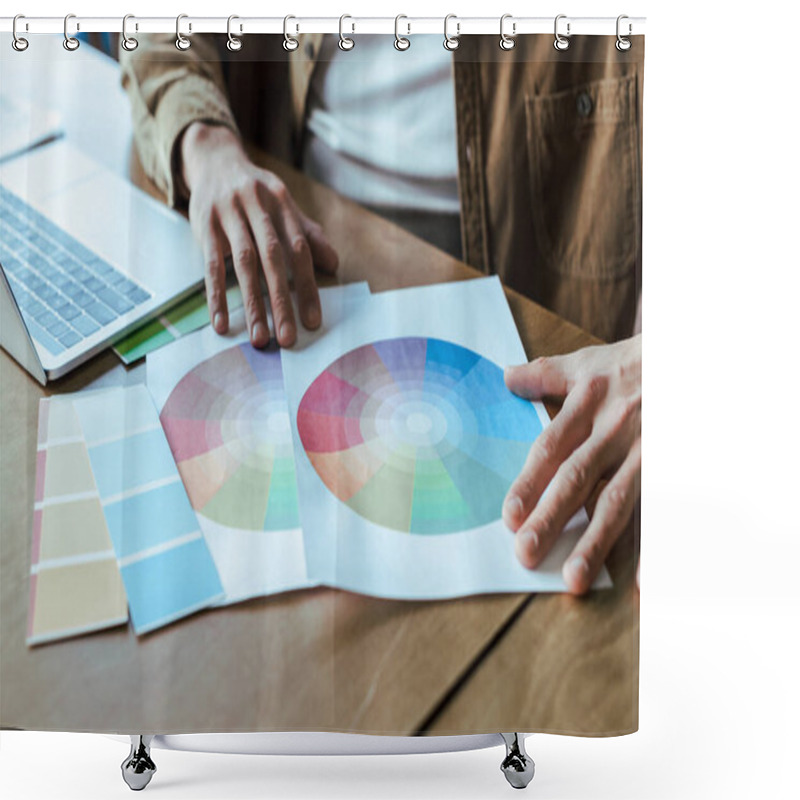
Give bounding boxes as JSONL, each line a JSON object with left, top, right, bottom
{"left": 504, "top": 356, "right": 569, "bottom": 400}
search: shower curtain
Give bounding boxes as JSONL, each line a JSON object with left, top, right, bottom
{"left": 0, "top": 24, "right": 642, "bottom": 740}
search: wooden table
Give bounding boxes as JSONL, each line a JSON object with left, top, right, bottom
{"left": 0, "top": 39, "right": 638, "bottom": 737}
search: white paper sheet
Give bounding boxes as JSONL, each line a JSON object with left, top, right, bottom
{"left": 147, "top": 283, "right": 371, "bottom": 605}
{"left": 281, "top": 276, "right": 611, "bottom": 599}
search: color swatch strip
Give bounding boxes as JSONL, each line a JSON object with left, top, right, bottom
{"left": 27, "top": 396, "right": 128, "bottom": 646}
{"left": 113, "top": 284, "right": 243, "bottom": 365}
{"left": 71, "top": 385, "right": 224, "bottom": 634}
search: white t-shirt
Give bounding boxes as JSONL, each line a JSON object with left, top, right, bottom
{"left": 302, "top": 35, "right": 460, "bottom": 218}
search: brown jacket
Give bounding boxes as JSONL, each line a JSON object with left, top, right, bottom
{"left": 120, "top": 33, "right": 643, "bottom": 342}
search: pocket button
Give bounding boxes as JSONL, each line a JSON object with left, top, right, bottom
{"left": 576, "top": 91, "right": 593, "bottom": 118}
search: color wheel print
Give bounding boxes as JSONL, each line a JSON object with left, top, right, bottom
{"left": 297, "top": 337, "right": 543, "bottom": 534}
{"left": 159, "top": 343, "right": 299, "bottom": 531}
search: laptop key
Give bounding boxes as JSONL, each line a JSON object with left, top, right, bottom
{"left": 25, "top": 318, "right": 65, "bottom": 356}
{"left": 61, "top": 280, "right": 85, "bottom": 299}
{"left": 127, "top": 286, "right": 151, "bottom": 304}
{"left": 38, "top": 286, "right": 60, "bottom": 306}
{"left": 96, "top": 286, "right": 134, "bottom": 314}
{"left": 47, "top": 320, "right": 69, "bottom": 339}
{"left": 105, "top": 269, "right": 128, "bottom": 287}
{"left": 37, "top": 310, "right": 58, "bottom": 329}
{"left": 85, "top": 301, "right": 116, "bottom": 325}
{"left": 59, "top": 303, "right": 81, "bottom": 321}
{"left": 85, "top": 257, "right": 114, "bottom": 277}
{"left": 82, "top": 276, "right": 105, "bottom": 294}
{"left": 72, "top": 314, "right": 100, "bottom": 336}
{"left": 57, "top": 329, "right": 81, "bottom": 349}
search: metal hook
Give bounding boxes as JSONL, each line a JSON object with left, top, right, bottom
{"left": 339, "top": 14, "right": 355, "bottom": 51}
{"left": 554, "top": 14, "right": 570, "bottom": 51}
{"left": 616, "top": 14, "right": 632, "bottom": 51}
{"left": 443, "top": 14, "right": 460, "bottom": 51}
{"left": 12, "top": 14, "right": 29, "bottom": 51}
{"left": 121, "top": 14, "right": 138, "bottom": 52}
{"left": 499, "top": 14, "right": 516, "bottom": 51}
{"left": 63, "top": 13, "right": 79, "bottom": 51}
{"left": 394, "top": 14, "right": 410, "bottom": 51}
{"left": 227, "top": 15, "right": 243, "bottom": 51}
{"left": 283, "top": 15, "right": 299, "bottom": 51}
{"left": 175, "top": 13, "right": 191, "bottom": 50}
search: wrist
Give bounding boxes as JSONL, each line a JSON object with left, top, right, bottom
{"left": 179, "top": 121, "right": 243, "bottom": 194}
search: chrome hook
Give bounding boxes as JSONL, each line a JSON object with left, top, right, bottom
{"left": 283, "top": 15, "right": 299, "bottom": 51}
{"left": 499, "top": 14, "right": 516, "bottom": 51}
{"left": 554, "top": 14, "right": 570, "bottom": 51}
{"left": 339, "top": 14, "right": 355, "bottom": 51}
{"left": 12, "top": 14, "right": 29, "bottom": 51}
{"left": 227, "top": 15, "right": 242, "bottom": 51}
{"left": 63, "top": 13, "right": 79, "bottom": 51}
{"left": 121, "top": 14, "right": 138, "bottom": 52}
{"left": 394, "top": 14, "right": 410, "bottom": 51}
{"left": 444, "top": 14, "right": 460, "bottom": 51}
{"left": 616, "top": 14, "right": 632, "bottom": 51}
{"left": 175, "top": 13, "right": 191, "bottom": 50}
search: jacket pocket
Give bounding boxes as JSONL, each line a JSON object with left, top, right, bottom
{"left": 525, "top": 74, "right": 640, "bottom": 280}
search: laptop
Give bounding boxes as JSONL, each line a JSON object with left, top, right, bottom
{"left": 0, "top": 139, "right": 205, "bottom": 384}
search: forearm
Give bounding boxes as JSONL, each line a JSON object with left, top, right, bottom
{"left": 119, "top": 33, "right": 240, "bottom": 208}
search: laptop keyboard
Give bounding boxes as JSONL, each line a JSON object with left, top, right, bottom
{"left": 0, "top": 183, "right": 152, "bottom": 356}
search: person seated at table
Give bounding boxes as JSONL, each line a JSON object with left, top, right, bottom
{"left": 119, "top": 32, "right": 641, "bottom": 595}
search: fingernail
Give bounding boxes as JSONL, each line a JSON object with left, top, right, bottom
{"left": 252, "top": 321, "right": 266, "bottom": 344}
{"left": 566, "top": 556, "right": 589, "bottom": 582}
{"left": 516, "top": 527, "right": 539, "bottom": 570}
{"left": 214, "top": 312, "right": 224, "bottom": 332}
{"left": 503, "top": 495, "right": 523, "bottom": 525}
{"left": 520, "top": 527, "right": 539, "bottom": 554}
{"left": 306, "top": 304, "right": 320, "bottom": 328}
{"left": 280, "top": 322, "right": 294, "bottom": 344}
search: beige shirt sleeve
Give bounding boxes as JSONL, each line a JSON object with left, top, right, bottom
{"left": 119, "top": 34, "right": 241, "bottom": 208}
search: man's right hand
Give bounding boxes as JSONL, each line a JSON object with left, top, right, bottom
{"left": 180, "top": 121, "right": 339, "bottom": 348}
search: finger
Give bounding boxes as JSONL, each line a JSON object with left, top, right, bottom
{"left": 300, "top": 214, "right": 339, "bottom": 274}
{"left": 220, "top": 210, "right": 269, "bottom": 348}
{"left": 278, "top": 204, "right": 321, "bottom": 331}
{"left": 245, "top": 194, "right": 296, "bottom": 348}
{"left": 503, "top": 377, "right": 606, "bottom": 531}
{"left": 504, "top": 354, "right": 572, "bottom": 400}
{"left": 200, "top": 218, "right": 229, "bottom": 334}
{"left": 515, "top": 431, "right": 613, "bottom": 571}
{"left": 562, "top": 437, "right": 641, "bottom": 595}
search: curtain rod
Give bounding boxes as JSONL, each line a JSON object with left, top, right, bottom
{"left": 0, "top": 16, "right": 645, "bottom": 37}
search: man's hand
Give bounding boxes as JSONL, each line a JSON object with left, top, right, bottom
{"left": 180, "top": 122, "right": 339, "bottom": 348}
{"left": 502, "top": 336, "right": 642, "bottom": 595}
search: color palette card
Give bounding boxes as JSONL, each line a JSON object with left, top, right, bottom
{"left": 113, "top": 284, "right": 244, "bottom": 365}
{"left": 28, "top": 396, "right": 128, "bottom": 646}
{"left": 147, "top": 283, "right": 371, "bottom": 605}
{"left": 281, "top": 277, "right": 612, "bottom": 599}
{"left": 71, "top": 384, "right": 225, "bottom": 633}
